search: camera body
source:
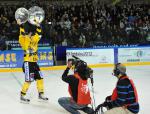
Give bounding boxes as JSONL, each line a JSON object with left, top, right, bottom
{"left": 68, "top": 56, "right": 93, "bottom": 80}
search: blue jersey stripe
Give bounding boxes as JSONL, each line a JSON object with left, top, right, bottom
{"left": 117, "top": 98, "right": 126, "bottom": 101}
{"left": 118, "top": 91, "right": 134, "bottom": 94}
{"left": 126, "top": 97, "right": 135, "bottom": 100}
{"left": 118, "top": 91, "right": 128, "bottom": 94}
{"left": 117, "top": 85, "right": 131, "bottom": 89}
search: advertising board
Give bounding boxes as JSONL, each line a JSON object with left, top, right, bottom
{"left": 0, "top": 49, "right": 53, "bottom": 68}
{"left": 66, "top": 48, "right": 114, "bottom": 64}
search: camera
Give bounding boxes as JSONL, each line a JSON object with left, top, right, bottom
{"left": 68, "top": 55, "right": 93, "bottom": 79}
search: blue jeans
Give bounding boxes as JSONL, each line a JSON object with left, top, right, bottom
{"left": 58, "top": 97, "right": 93, "bottom": 114}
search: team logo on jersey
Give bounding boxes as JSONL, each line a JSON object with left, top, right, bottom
{"left": 81, "top": 83, "right": 89, "bottom": 94}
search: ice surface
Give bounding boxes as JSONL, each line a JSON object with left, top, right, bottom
{"left": 0, "top": 65, "right": 150, "bottom": 114}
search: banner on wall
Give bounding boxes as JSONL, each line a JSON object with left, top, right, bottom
{"left": 0, "top": 50, "right": 22, "bottom": 68}
{"left": 0, "top": 49, "right": 53, "bottom": 68}
{"left": 37, "top": 49, "right": 53, "bottom": 67}
{"left": 118, "top": 47, "right": 150, "bottom": 63}
{"left": 66, "top": 48, "right": 114, "bottom": 64}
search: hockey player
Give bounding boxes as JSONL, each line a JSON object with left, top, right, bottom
{"left": 17, "top": 19, "right": 48, "bottom": 103}
{"left": 94, "top": 63, "right": 139, "bottom": 114}
{"left": 58, "top": 59, "right": 94, "bottom": 114}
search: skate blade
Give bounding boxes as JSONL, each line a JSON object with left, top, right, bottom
{"left": 38, "top": 99, "right": 49, "bottom": 103}
{"left": 20, "top": 100, "right": 30, "bottom": 104}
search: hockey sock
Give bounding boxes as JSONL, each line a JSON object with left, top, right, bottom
{"left": 36, "top": 79, "right": 44, "bottom": 94}
{"left": 21, "top": 82, "right": 31, "bottom": 96}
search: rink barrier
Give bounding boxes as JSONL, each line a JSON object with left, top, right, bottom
{"left": 1, "top": 46, "right": 150, "bottom": 72}
{"left": 0, "top": 62, "right": 150, "bottom": 72}
{"left": 0, "top": 49, "right": 54, "bottom": 68}
{"left": 66, "top": 46, "right": 150, "bottom": 65}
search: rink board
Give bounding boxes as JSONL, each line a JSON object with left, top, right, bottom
{"left": 1, "top": 46, "right": 150, "bottom": 72}
{"left": 0, "top": 49, "right": 54, "bottom": 68}
{"left": 66, "top": 46, "right": 150, "bottom": 64}
{"left": 0, "top": 62, "right": 150, "bottom": 72}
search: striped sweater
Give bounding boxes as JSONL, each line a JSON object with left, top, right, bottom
{"left": 110, "top": 76, "right": 139, "bottom": 113}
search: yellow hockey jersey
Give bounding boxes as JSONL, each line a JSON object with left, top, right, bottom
{"left": 19, "top": 26, "right": 41, "bottom": 62}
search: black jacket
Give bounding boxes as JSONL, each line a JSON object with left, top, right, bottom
{"left": 62, "top": 67, "right": 79, "bottom": 102}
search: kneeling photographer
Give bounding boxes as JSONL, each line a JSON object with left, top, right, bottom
{"left": 58, "top": 57, "right": 94, "bottom": 114}
{"left": 94, "top": 63, "right": 139, "bottom": 114}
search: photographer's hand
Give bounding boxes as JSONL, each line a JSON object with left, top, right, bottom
{"left": 62, "top": 60, "right": 74, "bottom": 83}
{"left": 67, "top": 61, "right": 73, "bottom": 68}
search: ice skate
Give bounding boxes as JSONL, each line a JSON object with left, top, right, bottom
{"left": 38, "top": 93, "right": 48, "bottom": 101}
{"left": 20, "top": 95, "right": 30, "bottom": 103}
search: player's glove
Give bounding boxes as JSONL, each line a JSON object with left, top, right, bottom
{"left": 102, "top": 101, "right": 113, "bottom": 109}
{"left": 94, "top": 103, "right": 104, "bottom": 114}
{"left": 105, "top": 95, "right": 111, "bottom": 102}
{"left": 94, "top": 101, "right": 113, "bottom": 113}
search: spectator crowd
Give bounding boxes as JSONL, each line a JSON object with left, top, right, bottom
{"left": 0, "top": 0, "right": 150, "bottom": 50}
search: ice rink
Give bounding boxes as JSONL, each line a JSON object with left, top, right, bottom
{"left": 0, "top": 65, "right": 150, "bottom": 114}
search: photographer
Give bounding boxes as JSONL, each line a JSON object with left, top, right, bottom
{"left": 94, "top": 63, "right": 139, "bottom": 114}
{"left": 58, "top": 59, "right": 94, "bottom": 114}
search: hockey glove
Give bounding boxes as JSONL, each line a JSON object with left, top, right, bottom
{"left": 94, "top": 103, "right": 104, "bottom": 114}
{"left": 102, "top": 101, "right": 113, "bottom": 109}
{"left": 105, "top": 95, "right": 111, "bottom": 102}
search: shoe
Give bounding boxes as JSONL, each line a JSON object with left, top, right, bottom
{"left": 81, "top": 107, "right": 94, "bottom": 114}
{"left": 38, "top": 93, "right": 48, "bottom": 101}
{"left": 20, "top": 95, "right": 30, "bottom": 103}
